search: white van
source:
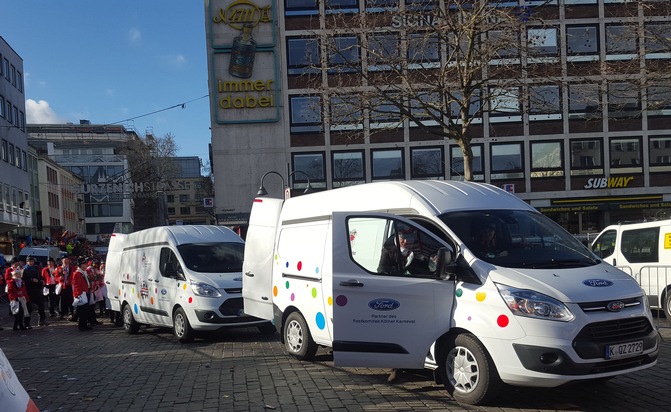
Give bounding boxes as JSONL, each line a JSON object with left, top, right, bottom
{"left": 591, "top": 219, "right": 671, "bottom": 317}
{"left": 18, "top": 246, "right": 62, "bottom": 266}
{"left": 105, "top": 225, "right": 274, "bottom": 342}
{"left": 242, "top": 180, "right": 658, "bottom": 405}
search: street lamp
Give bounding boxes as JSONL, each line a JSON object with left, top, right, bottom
{"left": 288, "top": 170, "right": 313, "bottom": 195}
{"left": 256, "top": 171, "right": 285, "bottom": 196}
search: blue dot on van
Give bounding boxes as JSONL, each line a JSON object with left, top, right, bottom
{"left": 315, "top": 267, "right": 319, "bottom": 274}
{"left": 134, "top": 304, "right": 139, "bottom": 314}
{"left": 285, "top": 262, "right": 289, "bottom": 268}
{"left": 315, "top": 312, "right": 326, "bottom": 330}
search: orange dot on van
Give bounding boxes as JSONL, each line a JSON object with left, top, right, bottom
{"left": 273, "top": 285, "right": 278, "bottom": 296}
{"left": 150, "top": 297, "right": 154, "bottom": 305}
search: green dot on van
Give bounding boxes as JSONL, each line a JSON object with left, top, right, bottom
{"left": 456, "top": 288, "right": 463, "bottom": 297}
{"left": 285, "top": 281, "right": 290, "bottom": 289}
{"left": 312, "top": 288, "right": 317, "bottom": 298}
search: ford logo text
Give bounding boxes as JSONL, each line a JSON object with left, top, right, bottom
{"left": 368, "top": 299, "right": 400, "bottom": 311}
{"left": 607, "top": 301, "right": 625, "bottom": 312}
{"left": 583, "top": 279, "right": 613, "bottom": 287}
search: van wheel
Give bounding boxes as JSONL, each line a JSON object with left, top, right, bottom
{"left": 440, "top": 333, "right": 500, "bottom": 405}
{"left": 284, "top": 312, "right": 317, "bottom": 360}
{"left": 258, "top": 323, "right": 277, "bottom": 336}
{"left": 664, "top": 289, "right": 671, "bottom": 320}
{"left": 122, "top": 304, "right": 140, "bottom": 334}
{"left": 173, "top": 307, "right": 195, "bottom": 343}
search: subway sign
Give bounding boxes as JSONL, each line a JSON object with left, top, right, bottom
{"left": 584, "top": 176, "right": 634, "bottom": 189}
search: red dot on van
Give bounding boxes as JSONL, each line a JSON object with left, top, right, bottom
{"left": 497, "top": 314, "right": 509, "bottom": 328}
{"left": 297, "top": 261, "right": 302, "bottom": 271}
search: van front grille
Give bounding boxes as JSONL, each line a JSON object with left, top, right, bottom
{"left": 219, "top": 297, "right": 243, "bottom": 316}
{"left": 577, "top": 297, "right": 643, "bottom": 313}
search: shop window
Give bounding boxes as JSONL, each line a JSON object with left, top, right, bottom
{"left": 566, "top": 25, "right": 598, "bottom": 56}
{"left": 285, "top": 0, "right": 318, "bottom": 16}
{"left": 645, "top": 23, "right": 671, "bottom": 54}
{"left": 332, "top": 151, "right": 365, "bottom": 187}
{"left": 372, "top": 149, "right": 404, "bottom": 180}
{"left": 606, "top": 25, "right": 638, "bottom": 56}
{"left": 568, "top": 83, "right": 601, "bottom": 115}
{"left": 327, "top": 36, "right": 360, "bottom": 73}
{"left": 411, "top": 147, "right": 444, "bottom": 179}
{"left": 292, "top": 152, "right": 325, "bottom": 185}
{"left": 609, "top": 137, "right": 641, "bottom": 169}
{"left": 330, "top": 95, "right": 362, "bottom": 130}
{"left": 287, "top": 37, "right": 319, "bottom": 75}
{"left": 289, "top": 96, "right": 322, "bottom": 133}
{"left": 529, "top": 85, "right": 561, "bottom": 119}
{"left": 491, "top": 143, "right": 523, "bottom": 179}
{"left": 528, "top": 27, "right": 558, "bottom": 57}
{"left": 450, "top": 145, "right": 483, "bottom": 179}
{"left": 531, "top": 141, "right": 563, "bottom": 177}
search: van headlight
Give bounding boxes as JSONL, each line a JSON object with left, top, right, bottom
{"left": 496, "top": 284, "right": 575, "bottom": 322}
{"left": 190, "top": 281, "right": 221, "bottom": 298}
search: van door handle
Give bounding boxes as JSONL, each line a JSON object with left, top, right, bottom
{"left": 245, "top": 271, "right": 254, "bottom": 277}
{"left": 340, "top": 280, "right": 364, "bottom": 287}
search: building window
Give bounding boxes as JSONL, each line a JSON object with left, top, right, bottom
{"left": 6, "top": 100, "right": 12, "bottom": 124}
{"left": 650, "top": 137, "right": 671, "bottom": 166}
{"left": 528, "top": 27, "right": 559, "bottom": 56}
{"left": 411, "top": 147, "right": 444, "bottom": 179}
{"left": 329, "top": 95, "right": 362, "bottom": 129}
{"left": 292, "top": 152, "right": 325, "bottom": 184}
{"left": 110, "top": 203, "right": 123, "bottom": 217}
{"left": 409, "top": 92, "right": 441, "bottom": 121}
{"left": 17, "top": 71, "right": 22, "bottom": 93}
{"left": 327, "top": 36, "right": 360, "bottom": 73}
{"left": 606, "top": 25, "right": 637, "bottom": 55}
{"left": 608, "top": 82, "right": 640, "bottom": 114}
{"left": 568, "top": 83, "right": 601, "bottom": 115}
{"left": 180, "top": 207, "right": 191, "bottom": 215}
{"left": 285, "top": 0, "right": 318, "bottom": 16}
{"left": 610, "top": 137, "right": 641, "bottom": 168}
{"left": 369, "top": 95, "right": 401, "bottom": 124}
{"left": 166, "top": 194, "right": 175, "bottom": 203}
{"left": 332, "top": 150, "right": 364, "bottom": 187}
{"left": 21, "top": 150, "right": 27, "bottom": 171}
{"left": 179, "top": 194, "right": 190, "bottom": 202}
{"left": 168, "top": 207, "right": 175, "bottom": 215}
{"left": 8, "top": 144, "right": 14, "bottom": 166}
{"left": 325, "top": 0, "right": 358, "bottom": 12}
{"left": 566, "top": 25, "right": 598, "bottom": 55}
{"left": 1, "top": 140, "right": 6, "bottom": 162}
{"left": 365, "top": 0, "right": 398, "bottom": 10}
{"left": 645, "top": 23, "right": 671, "bottom": 54}
{"left": 2, "top": 58, "right": 9, "bottom": 80}
{"left": 407, "top": 33, "right": 440, "bottom": 64}
{"left": 488, "top": 30, "right": 519, "bottom": 59}
{"left": 371, "top": 149, "right": 404, "bottom": 180}
{"left": 289, "top": 96, "right": 322, "bottom": 133}
{"left": 570, "top": 139, "right": 603, "bottom": 170}
{"left": 368, "top": 33, "right": 400, "bottom": 68}
{"left": 489, "top": 87, "right": 520, "bottom": 118}
{"left": 491, "top": 143, "right": 523, "bottom": 179}
{"left": 0, "top": 95, "right": 4, "bottom": 118}
{"left": 450, "top": 145, "right": 483, "bottom": 179}
{"left": 287, "top": 37, "right": 319, "bottom": 75}
{"left": 528, "top": 85, "right": 561, "bottom": 118}
{"left": 531, "top": 141, "right": 563, "bottom": 177}
{"left": 647, "top": 85, "right": 671, "bottom": 112}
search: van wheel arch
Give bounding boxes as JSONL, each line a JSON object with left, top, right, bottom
{"left": 173, "top": 306, "right": 195, "bottom": 343}
{"left": 662, "top": 287, "right": 671, "bottom": 319}
{"left": 122, "top": 303, "right": 141, "bottom": 334}
{"left": 279, "top": 306, "right": 301, "bottom": 344}
{"left": 283, "top": 310, "right": 318, "bottom": 360}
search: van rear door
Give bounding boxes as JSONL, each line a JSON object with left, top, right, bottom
{"left": 331, "top": 212, "right": 455, "bottom": 369}
{"left": 242, "top": 197, "right": 284, "bottom": 320}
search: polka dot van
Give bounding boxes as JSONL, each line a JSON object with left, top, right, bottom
{"left": 242, "top": 180, "right": 659, "bottom": 405}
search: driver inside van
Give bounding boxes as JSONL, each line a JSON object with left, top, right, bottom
{"left": 377, "top": 227, "right": 438, "bottom": 276}
{"left": 473, "top": 223, "right": 509, "bottom": 259}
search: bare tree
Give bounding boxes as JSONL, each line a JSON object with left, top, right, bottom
{"left": 301, "top": 0, "right": 555, "bottom": 181}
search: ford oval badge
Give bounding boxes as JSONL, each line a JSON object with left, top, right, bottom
{"left": 607, "top": 301, "right": 625, "bottom": 312}
{"left": 583, "top": 279, "right": 614, "bottom": 287}
{"left": 368, "top": 299, "right": 400, "bottom": 311}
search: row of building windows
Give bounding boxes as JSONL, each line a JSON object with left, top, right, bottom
{"left": 0, "top": 95, "right": 26, "bottom": 131}
{"left": 0, "top": 182, "right": 29, "bottom": 214}
{"left": 0, "top": 53, "right": 23, "bottom": 93}
{"left": 290, "top": 135, "right": 671, "bottom": 184}
{"left": 1, "top": 139, "right": 28, "bottom": 171}
{"left": 286, "top": 22, "right": 670, "bottom": 74}
{"left": 167, "top": 207, "right": 194, "bottom": 215}
{"left": 288, "top": 81, "right": 670, "bottom": 132}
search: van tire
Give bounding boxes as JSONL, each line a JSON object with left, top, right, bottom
{"left": 122, "top": 304, "right": 140, "bottom": 334}
{"left": 284, "top": 312, "right": 317, "bottom": 360}
{"left": 440, "top": 333, "right": 501, "bottom": 405}
{"left": 664, "top": 289, "right": 671, "bottom": 320}
{"left": 173, "top": 307, "right": 195, "bottom": 343}
{"left": 258, "top": 323, "right": 277, "bottom": 336}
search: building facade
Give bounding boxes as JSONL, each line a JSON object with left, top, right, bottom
{"left": 0, "top": 36, "right": 31, "bottom": 256}
{"left": 206, "top": 0, "right": 671, "bottom": 234}
{"left": 165, "top": 156, "right": 216, "bottom": 226}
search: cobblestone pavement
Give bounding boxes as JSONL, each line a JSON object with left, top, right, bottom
{"left": 0, "top": 311, "right": 669, "bottom": 412}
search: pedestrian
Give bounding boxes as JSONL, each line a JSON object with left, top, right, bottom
{"left": 22, "top": 256, "right": 47, "bottom": 327}
{"left": 56, "top": 256, "right": 76, "bottom": 320}
{"left": 72, "top": 257, "right": 93, "bottom": 331}
{"left": 7, "top": 269, "right": 30, "bottom": 331}
{"left": 41, "top": 258, "right": 60, "bottom": 318}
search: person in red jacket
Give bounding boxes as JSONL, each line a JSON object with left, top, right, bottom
{"left": 41, "top": 258, "right": 60, "bottom": 318}
{"left": 4, "top": 258, "right": 20, "bottom": 289}
{"left": 7, "top": 269, "right": 30, "bottom": 331}
{"left": 56, "top": 256, "right": 77, "bottom": 320}
{"left": 72, "top": 258, "right": 93, "bottom": 331}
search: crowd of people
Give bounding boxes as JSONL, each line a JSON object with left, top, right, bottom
{"left": 0, "top": 255, "right": 108, "bottom": 332}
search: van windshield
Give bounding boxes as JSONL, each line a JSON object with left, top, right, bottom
{"left": 177, "top": 242, "right": 244, "bottom": 273}
{"left": 439, "top": 210, "right": 599, "bottom": 269}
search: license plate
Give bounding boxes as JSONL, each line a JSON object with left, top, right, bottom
{"left": 605, "top": 340, "right": 643, "bottom": 360}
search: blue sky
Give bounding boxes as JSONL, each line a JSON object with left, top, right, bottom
{"left": 3, "top": 1, "right": 212, "bottom": 161}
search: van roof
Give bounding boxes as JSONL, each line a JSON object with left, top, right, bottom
{"left": 601, "top": 218, "right": 671, "bottom": 231}
{"left": 280, "top": 180, "right": 533, "bottom": 221}
{"left": 122, "top": 225, "right": 243, "bottom": 246}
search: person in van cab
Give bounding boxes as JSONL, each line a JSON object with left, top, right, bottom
{"left": 473, "top": 223, "right": 508, "bottom": 259}
{"left": 377, "top": 227, "right": 438, "bottom": 277}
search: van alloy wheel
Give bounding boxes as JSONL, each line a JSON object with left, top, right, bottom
{"left": 284, "top": 312, "right": 317, "bottom": 360}
{"left": 173, "top": 307, "right": 195, "bottom": 343}
{"left": 123, "top": 304, "right": 140, "bottom": 334}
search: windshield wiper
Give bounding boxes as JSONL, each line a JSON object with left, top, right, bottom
{"left": 521, "top": 259, "right": 597, "bottom": 269}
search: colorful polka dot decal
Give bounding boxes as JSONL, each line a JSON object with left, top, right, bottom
{"left": 497, "top": 314, "right": 509, "bottom": 328}
{"left": 315, "top": 312, "right": 326, "bottom": 330}
{"left": 475, "top": 291, "right": 486, "bottom": 302}
{"left": 297, "top": 261, "right": 302, "bottom": 271}
{"left": 336, "top": 295, "right": 348, "bottom": 307}
{"left": 455, "top": 288, "right": 463, "bottom": 297}
{"left": 311, "top": 288, "right": 317, "bottom": 298}
{"left": 273, "top": 286, "right": 278, "bottom": 297}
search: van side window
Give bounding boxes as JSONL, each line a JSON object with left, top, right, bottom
{"left": 591, "top": 230, "right": 617, "bottom": 258}
{"left": 160, "top": 248, "right": 184, "bottom": 280}
{"left": 347, "top": 217, "right": 442, "bottom": 278}
{"left": 621, "top": 227, "right": 659, "bottom": 263}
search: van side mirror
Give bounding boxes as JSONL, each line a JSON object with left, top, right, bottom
{"left": 437, "top": 251, "right": 482, "bottom": 285}
{"left": 435, "top": 247, "right": 453, "bottom": 280}
{"left": 165, "top": 262, "right": 184, "bottom": 279}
